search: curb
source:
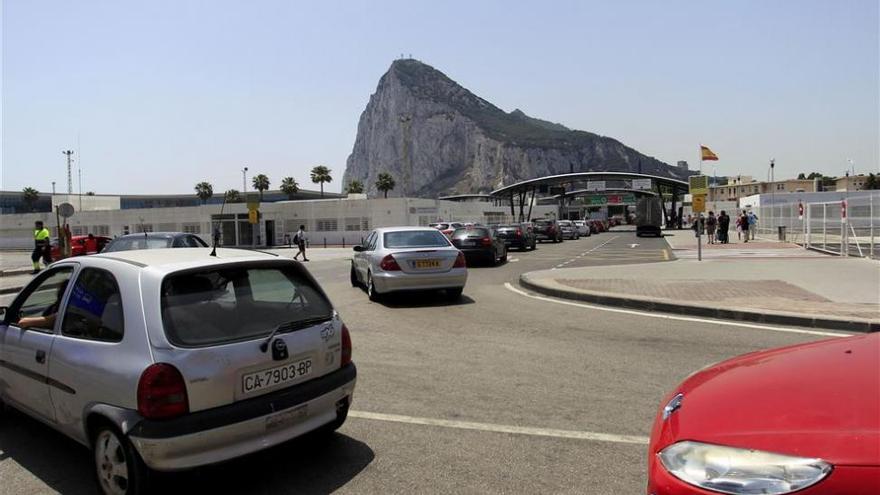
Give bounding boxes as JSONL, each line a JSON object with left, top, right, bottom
{"left": 519, "top": 275, "right": 879, "bottom": 333}
{"left": 0, "top": 286, "right": 23, "bottom": 296}
{"left": 1, "top": 269, "right": 35, "bottom": 277}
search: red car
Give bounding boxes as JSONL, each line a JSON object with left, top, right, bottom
{"left": 648, "top": 333, "right": 879, "bottom": 495}
{"left": 50, "top": 235, "right": 111, "bottom": 260}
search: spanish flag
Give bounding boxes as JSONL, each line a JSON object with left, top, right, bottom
{"left": 700, "top": 145, "right": 719, "bottom": 161}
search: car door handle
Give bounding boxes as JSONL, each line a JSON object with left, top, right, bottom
{"left": 35, "top": 350, "right": 46, "bottom": 364}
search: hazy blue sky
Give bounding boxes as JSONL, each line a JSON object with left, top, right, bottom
{"left": 2, "top": 0, "right": 877, "bottom": 195}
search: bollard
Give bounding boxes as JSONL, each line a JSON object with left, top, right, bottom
{"left": 323, "top": 237, "right": 327, "bottom": 248}
{"left": 342, "top": 238, "right": 346, "bottom": 248}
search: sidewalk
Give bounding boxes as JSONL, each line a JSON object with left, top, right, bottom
{"left": 521, "top": 233, "right": 880, "bottom": 332}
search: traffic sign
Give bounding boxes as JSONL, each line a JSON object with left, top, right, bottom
{"left": 246, "top": 193, "right": 260, "bottom": 210}
{"left": 248, "top": 209, "right": 259, "bottom": 224}
{"left": 688, "top": 175, "right": 709, "bottom": 195}
{"left": 58, "top": 202, "right": 75, "bottom": 218}
{"left": 632, "top": 178, "right": 652, "bottom": 190}
{"left": 692, "top": 194, "right": 706, "bottom": 213}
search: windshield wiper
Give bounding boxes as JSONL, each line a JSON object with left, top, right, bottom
{"left": 258, "top": 316, "right": 333, "bottom": 352}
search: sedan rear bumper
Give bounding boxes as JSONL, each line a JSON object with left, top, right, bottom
{"left": 129, "top": 364, "right": 357, "bottom": 471}
{"left": 372, "top": 268, "right": 467, "bottom": 293}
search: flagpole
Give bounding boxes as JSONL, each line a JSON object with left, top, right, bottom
{"left": 699, "top": 145, "right": 703, "bottom": 175}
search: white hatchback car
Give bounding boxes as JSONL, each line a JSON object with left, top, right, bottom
{"left": 0, "top": 248, "right": 355, "bottom": 494}
{"left": 350, "top": 227, "right": 467, "bottom": 301}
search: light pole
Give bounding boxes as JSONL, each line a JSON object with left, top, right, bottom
{"left": 770, "top": 159, "right": 775, "bottom": 238}
{"left": 242, "top": 166, "right": 249, "bottom": 193}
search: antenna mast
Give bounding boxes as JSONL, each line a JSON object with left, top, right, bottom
{"left": 62, "top": 150, "right": 75, "bottom": 194}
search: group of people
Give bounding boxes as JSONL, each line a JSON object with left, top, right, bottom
{"left": 689, "top": 210, "right": 758, "bottom": 244}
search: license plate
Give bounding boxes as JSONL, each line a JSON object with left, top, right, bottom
{"left": 242, "top": 358, "right": 313, "bottom": 394}
{"left": 415, "top": 259, "right": 441, "bottom": 269}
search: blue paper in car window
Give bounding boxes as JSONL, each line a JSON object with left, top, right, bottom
{"left": 68, "top": 282, "right": 105, "bottom": 318}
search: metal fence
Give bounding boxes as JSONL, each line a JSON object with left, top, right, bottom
{"left": 752, "top": 192, "right": 878, "bottom": 259}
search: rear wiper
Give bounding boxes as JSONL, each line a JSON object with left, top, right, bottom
{"left": 259, "top": 316, "right": 333, "bottom": 352}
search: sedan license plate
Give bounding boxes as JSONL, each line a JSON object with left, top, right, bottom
{"left": 415, "top": 259, "right": 441, "bottom": 269}
{"left": 242, "top": 358, "right": 313, "bottom": 394}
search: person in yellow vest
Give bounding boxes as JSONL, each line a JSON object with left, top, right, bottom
{"left": 31, "top": 221, "right": 52, "bottom": 274}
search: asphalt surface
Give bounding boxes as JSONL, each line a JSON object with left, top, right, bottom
{"left": 0, "top": 231, "right": 850, "bottom": 494}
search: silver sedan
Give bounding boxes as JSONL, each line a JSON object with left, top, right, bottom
{"left": 350, "top": 227, "right": 468, "bottom": 301}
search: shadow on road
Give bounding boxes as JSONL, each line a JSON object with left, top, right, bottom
{"left": 375, "top": 291, "right": 476, "bottom": 308}
{"left": 0, "top": 407, "right": 374, "bottom": 495}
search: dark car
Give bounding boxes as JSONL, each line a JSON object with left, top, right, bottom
{"left": 102, "top": 232, "right": 208, "bottom": 253}
{"left": 450, "top": 226, "right": 507, "bottom": 265}
{"left": 532, "top": 219, "right": 562, "bottom": 243}
{"left": 494, "top": 223, "right": 536, "bottom": 251}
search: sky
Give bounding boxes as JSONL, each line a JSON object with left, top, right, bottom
{"left": 1, "top": 0, "right": 878, "bottom": 195}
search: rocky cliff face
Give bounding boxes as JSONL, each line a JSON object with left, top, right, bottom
{"left": 343, "top": 59, "right": 688, "bottom": 198}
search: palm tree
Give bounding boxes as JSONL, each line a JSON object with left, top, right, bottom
{"left": 251, "top": 174, "right": 270, "bottom": 201}
{"left": 280, "top": 177, "right": 299, "bottom": 199}
{"left": 375, "top": 172, "right": 396, "bottom": 198}
{"left": 22, "top": 187, "right": 39, "bottom": 212}
{"left": 345, "top": 180, "right": 364, "bottom": 194}
{"left": 194, "top": 181, "right": 214, "bottom": 204}
{"left": 225, "top": 189, "right": 242, "bottom": 203}
{"left": 310, "top": 165, "right": 332, "bottom": 197}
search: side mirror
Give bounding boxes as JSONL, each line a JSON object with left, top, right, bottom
{"left": 353, "top": 245, "right": 364, "bottom": 252}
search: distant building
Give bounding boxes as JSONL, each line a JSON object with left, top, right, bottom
{"left": 708, "top": 176, "right": 817, "bottom": 203}
{"left": 835, "top": 174, "right": 868, "bottom": 192}
{"left": 677, "top": 161, "right": 689, "bottom": 171}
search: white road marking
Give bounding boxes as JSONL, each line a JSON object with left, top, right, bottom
{"left": 629, "top": 244, "right": 639, "bottom": 248}
{"left": 508, "top": 258, "right": 520, "bottom": 262}
{"left": 503, "top": 283, "right": 851, "bottom": 338}
{"left": 348, "top": 410, "right": 649, "bottom": 445}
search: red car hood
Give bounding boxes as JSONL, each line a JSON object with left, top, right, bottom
{"left": 657, "top": 333, "right": 880, "bottom": 466}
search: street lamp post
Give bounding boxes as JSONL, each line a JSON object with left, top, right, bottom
{"left": 242, "top": 166, "right": 248, "bottom": 192}
{"left": 770, "top": 159, "right": 775, "bottom": 238}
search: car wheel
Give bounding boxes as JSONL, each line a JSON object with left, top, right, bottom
{"left": 366, "top": 272, "right": 381, "bottom": 302}
{"left": 445, "top": 287, "right": 463, "bottom": 300}
{"left": 93, "top": 425, "right": 150, "bottom": 495}
{"left": 350, "top": 265, "right": 359, "bottom": 287}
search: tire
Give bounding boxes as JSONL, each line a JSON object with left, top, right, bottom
{"left": 366, "top": 272, "right": 381, "bottom": 302}
{"left": 93, "top": 425, "right": 150, "bottom": 495}
{"left": 445, "top": 287, "right": 463, "bottom": 300}
{"left": 350, "top": 265, "right": 359, "bottom": 287}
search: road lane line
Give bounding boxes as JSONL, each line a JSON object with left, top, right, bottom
{"left": 503, "top": 283, "right": 850, "bottom": 338}
{"left": 348, "top": 410, "right": 649, "bottom": 445}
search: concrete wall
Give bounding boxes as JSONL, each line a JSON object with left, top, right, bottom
{"left": 0, "top": 197, "right": 557, "bottom": 249}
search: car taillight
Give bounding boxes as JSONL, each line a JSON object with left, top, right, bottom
{"left": 453, "top": 252, "right": 466, "bottom": 268}
{"left": 481, "top": 237, "right": 492, "bottom": 246}
{"left": 137, "top": 363, "right": 189, "bottom": 420}
{"left": 340, "top": 324, "right": 352, "bottom": 367}
{"left": 379, "top": 254, "right": 401, "bottom": 271}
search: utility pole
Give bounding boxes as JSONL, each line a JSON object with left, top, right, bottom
{"left": 770, "top": 158, "right": 775, "bottom": 238}
{"left": 62, "top": 150, "right": 74, "bottom": 194}
{"left": 78, "top": 168, "right": 83, "bottom": 211}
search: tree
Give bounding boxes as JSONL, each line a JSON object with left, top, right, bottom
{"left": 22, "top": 187, "right": 39, "bottom": 212}
{"left": 865, "top": 173, "right": 880, "bottom": 190}
{"left": 251, "top": 174, "right": 270, "bottom": 201}
{"left": 310, "top": 165, "right": 332, "bottom": 197}
{"left": 225, "top": 189, "right": 242, "bottom": 203}
{"left": 280, "top": 177, "right": 299, "bottom": 199}
{"left": 194, "top": 181, "right": 214, "bottom": 204}
{"left": 375, "top": 172, "right": 396, "bottom": 198}
{"left": 345, "top": 180, "right": 364, "bottom": 194}
{"left": 797, "top": 173, "right": 806, "bottom": 180}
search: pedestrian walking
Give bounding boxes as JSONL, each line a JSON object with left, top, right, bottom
{"left": 718, "top": 211, "right": 730, "bottom": 244}
{"left": 292, "top": 224, "right": 309, "bottom": 262}
{"left": 740, "top": 211, "right": 750, "bottom": 243}
{"left": 31, "top": 220, "right": 52, "bottom": 273}
{"left": 748, "top": 211, "right": 758, "bottom": 240}
{"left": 706, "top": 211, "right": 718, "bottom": 244}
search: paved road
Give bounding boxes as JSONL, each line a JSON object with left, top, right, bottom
{"left": 0, "top": 232, "right": 849, "bottom": 494}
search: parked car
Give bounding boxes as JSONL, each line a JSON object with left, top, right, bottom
{"left": 429, "top": 222, "right": 465, "bottom": 237}
{"left": 648, "top": 333, "right": 879, "bottom": 495}
{"left": 0, "top": 248, "right": 356, "bottom": 495}
{"left": 102, "top": 232, "right": 208, "bottom": 252}
{"left": 351, "top": 227, "right": 467, "bottom": 301}
{"left": 450, "top": 226, "right": 507, "bottom": 265}
{"left": 573, "top": 220, "right": 591, "bottom": 237}
{"left": 557, "top": 220, "right": 580, "bottom": 240}
{"left": 50, "top": 235, "right": 112, "bottom": 260}
{"left": 532, "top": 219, "right": 563, "bottom": 243}
{"left": 494, "top": 223, "right": 537, "bottom": 251}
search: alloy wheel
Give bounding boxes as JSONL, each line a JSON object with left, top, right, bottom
{"left": 95, "top": 430, "right": 129, "bottom": 495}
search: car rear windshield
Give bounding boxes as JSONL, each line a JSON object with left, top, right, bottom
{"left": 104, "top": 237, "right": 172, "bottom": 252}
{"left": 161, "top": 263, "right": 333, "bottom": 347}
{"left": 383, "top": 230, "right": 451, "bottom": 248}
{"left": 453, "top": 227, "right": 489, "bottom": 237}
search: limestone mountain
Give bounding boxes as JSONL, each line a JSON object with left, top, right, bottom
{"left": 343, "top": 59, "right": 688, "bottom": 198}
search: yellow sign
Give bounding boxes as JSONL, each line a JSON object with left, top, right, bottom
{"left": 248, "top": 209, "right": 259, "bottom": 224}
{"left": 689, "top": 175, "right": 709, "bottom": 195}
{"left": 692, "top": 194, "right": 706, "bottom": 213}
{"left": 246, "top": 193, "right": 260, "bottom": 210}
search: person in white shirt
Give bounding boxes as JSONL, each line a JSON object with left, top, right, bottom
{"left": 292, "top": 225, "right": 309, "bottom": 262}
